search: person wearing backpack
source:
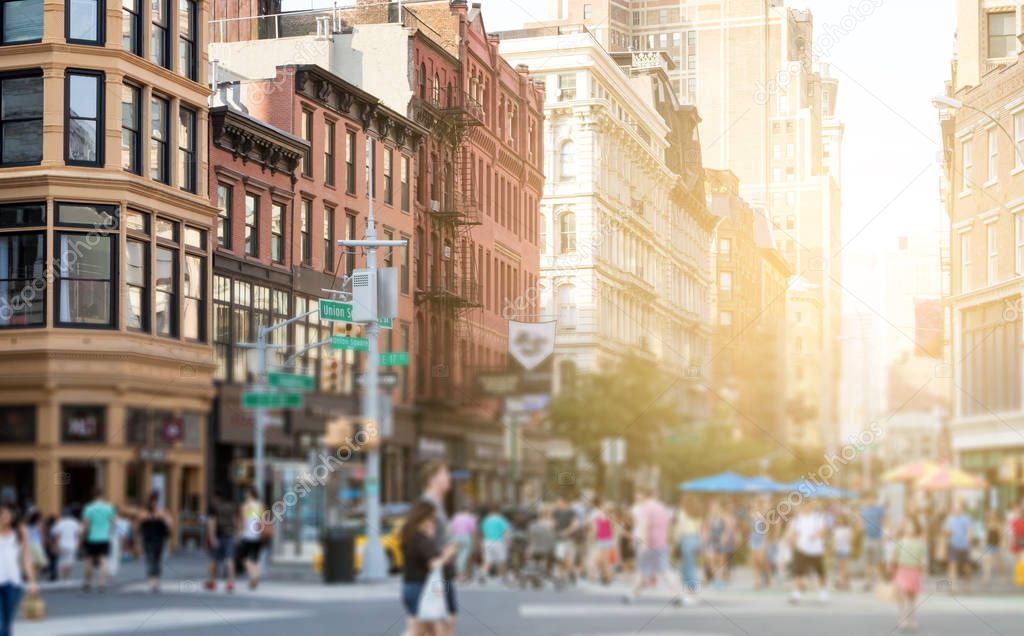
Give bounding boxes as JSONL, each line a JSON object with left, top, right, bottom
{"left": 0, "top": 502, "right": 39, "bottom": 636}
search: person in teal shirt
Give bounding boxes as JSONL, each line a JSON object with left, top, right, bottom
{"left": 480, "top": 508, "right": 511, "bottom": 581}
{"left": 81, "top": 488, "right": 116, "bottom": 592}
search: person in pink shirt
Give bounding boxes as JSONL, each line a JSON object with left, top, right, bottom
{"left": 449, "top": 505, "right": 477, "bottom": 583}
{"left": 624, "top": 487, "right": 687, "bottom": 606}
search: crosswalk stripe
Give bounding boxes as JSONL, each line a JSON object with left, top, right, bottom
{"left": 15, "top": 608, "right": 311, "bottom": 636}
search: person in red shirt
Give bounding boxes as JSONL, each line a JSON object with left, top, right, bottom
{"left": 1010, "top": 504, "right": 1024, "bottom": 556}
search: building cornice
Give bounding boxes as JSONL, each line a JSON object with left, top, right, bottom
{"left": 293, "top": 65, "right": 427, "bottom": 154}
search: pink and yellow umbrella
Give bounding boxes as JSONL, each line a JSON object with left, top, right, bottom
{"left": 882, "top": 460, "right": 940, "bottom": 482}
{"left": 915, "top": 465, "right": 987, "bottom": 491}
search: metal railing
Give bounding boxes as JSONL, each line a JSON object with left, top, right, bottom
{"left": 209, "top": 2, "right": 448, "bottom": 47}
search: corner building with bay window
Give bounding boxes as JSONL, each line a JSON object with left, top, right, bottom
{"left": 0, "top": 0, "right": 216, "bottom": 535}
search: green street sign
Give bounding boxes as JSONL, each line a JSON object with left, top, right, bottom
{"left": 377, "top": 317, "right": 393, "bottom": 329}
{"left": 331, "top": 335, "right": 370, "bottom": 351}
{"left": 379, "top": 351, "right": 410, "bottom": 367}
{"left": 319, "top": 299, "right": 352, "bottom": 322}
{"left": 267, "top": 372, "right": 315, "bottom": 392}
{"left": 242, "top": 391, "right": 303, "bottom": 410}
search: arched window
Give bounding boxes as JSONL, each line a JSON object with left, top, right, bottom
{"left": 559, "top": 140, "right": 576, "bottom": 180}
{"left": 558, "top": 283, "right": 577, "bottom": 326}
{"left": 419, "top": 63, "right": 426, "bottom": 99}
{"left": 559, "top": 211, "right": 576, "bottom": 254}
{"left": 432, "top": 73, "right": 440, "bottom": 105}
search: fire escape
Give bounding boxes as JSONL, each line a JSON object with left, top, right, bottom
{"left": 412, "top": 86, "right": 484, "bottom": 400}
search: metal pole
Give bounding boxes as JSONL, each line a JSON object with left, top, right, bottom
{"left": 254, "top": 327, "right": 268, "bottom": 501}
{"left": 360, "top": 143, "right": 388, "bottom": 582}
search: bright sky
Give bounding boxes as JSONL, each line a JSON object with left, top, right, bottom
{"left": 477, "top": 0, "right": 956, "bottom": 304}
{"left": 287, "top": 0, "right": 956, "bottom": 310}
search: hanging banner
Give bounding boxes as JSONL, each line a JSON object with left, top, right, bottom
{"left": 508, "top": 320, "right": 556, "bottom": 371}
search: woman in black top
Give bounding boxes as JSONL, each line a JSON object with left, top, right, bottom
{"left": 137, "top": 492, "right": 171, "bottom": 593}
{"left": 401, "top": 501, "right": 455, "bottom": 635}
{"left": 982, "top": 509, "right": 1004, "bottom": 588}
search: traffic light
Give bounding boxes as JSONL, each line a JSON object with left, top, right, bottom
{"left": 323, "top": 415, "right": 380, "bottom": 450}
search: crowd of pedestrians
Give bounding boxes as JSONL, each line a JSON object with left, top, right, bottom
{"left": 398, "top": 466, "right": 1024, "bottom": 634}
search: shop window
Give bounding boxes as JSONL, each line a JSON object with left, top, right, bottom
{"left": 61, "top": 405, "right": 105, "bottom": 443}
{"left": 0, "top": 406, "right": 35, "bottom": 443}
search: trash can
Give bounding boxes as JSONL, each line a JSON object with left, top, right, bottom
{"left": 322, "top": 527, "right": 356, "bottom": 583}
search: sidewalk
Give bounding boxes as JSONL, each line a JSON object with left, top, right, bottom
{"left": 40, "top": 549, "right": 325, "bottom": 592}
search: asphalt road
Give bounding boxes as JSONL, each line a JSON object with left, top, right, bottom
{"left": 19, "top": 566, "right": 1023, "bottom": 636}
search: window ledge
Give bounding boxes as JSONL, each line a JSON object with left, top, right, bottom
{"left": 959, "top": 189, "right": 972, "bottom": 199}
{"left": 984, "top": 179, "right": 998, "bottom": 188}
{"left": 1011, "top": 166, "right": 1024, "bottom": 177}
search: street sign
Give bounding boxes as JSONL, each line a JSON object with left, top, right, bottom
{"left": 242, "top": 391, "right": 303, "bottom": 410}
{"left": 477, "top": 372, "right": 523, "bottom": 396}
{"left": 377, "top": 317, "right": 393, "bottom": 329}
{"left": 601, "top": 437, "right": 626, "bottom": 466}
{"left": 505, "top": 394, "right": 551, "bottom": 413}
{"left": 331, "top": 335, "right": 370, "bottom": 351}
{"left": 379, "top": 351, "right": 409, "bottom": 367}
{"left": 319, "top": 299, "right": 353, "bottom": 322}
{"left": 267, "top": 371, "right": 315, "bottom": 392}
{"left": 357, "top": 371, "right": 401, "bottom": 389}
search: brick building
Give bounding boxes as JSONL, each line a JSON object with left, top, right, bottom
{"left": 209, "top": 0, "right": 548, "bottom": 505}
{"left": 209, "top": 66, "right": 425, "bottom": 548}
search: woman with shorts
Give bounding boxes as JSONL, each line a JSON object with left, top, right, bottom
{"left": 239, "top": 488, "right": 265, "bottom": 590}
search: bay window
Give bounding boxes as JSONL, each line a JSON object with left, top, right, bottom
{"left": 150, "top": 95, "right": 169, "bottom": 183}
{"left": 0, "top": 202, "right": 45, "bottom": 328}
{"left": 126, "top": 210, "right": 149, "bottom": 331}
{"left": 55, "top": 203, "right": 118, "bottom": 327}
{"left": 65, "top": 70, "right": 103, "bottom": 166}
{"left": 0, "top": 71, "right": 42, "bottom": 166}
{"left": 154, "top": 239, "right": 177, "bottom": 333}
{"left": 121, "top": 83, "right": 141, "bottom": 173}
{"left": 122, "top": 0, "right": 141, "bottom": 55}
{"left": 67, "top": 0, "right": 102, "bottom": 45}
{"left": 2, "top": 0, "right": 42, "bottom": 44}
{"left": 183, "top": 249, "right": 204, "bottom": 341}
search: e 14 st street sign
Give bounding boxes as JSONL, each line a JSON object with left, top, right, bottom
{"left": 242, "top": 391, "right": 303, "bottom": 410}
{"left": 379, "top": 351, "right": 409, "bottom": 367}
{"left": 267, "top": 372, "right": 315, "bottom": 392}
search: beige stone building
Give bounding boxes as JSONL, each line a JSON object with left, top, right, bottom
{"left": 537, "top": 0, "right": 843, "bottom": 448}
{"left": 939, "top": 0, "right": 1024, "bottom": 505}
{"left": 0, "top": 0, "right": 217, "bottom": 533}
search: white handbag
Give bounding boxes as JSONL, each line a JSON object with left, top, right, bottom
{"left": 417, "top": 567, "right": 449, "bottom": 622}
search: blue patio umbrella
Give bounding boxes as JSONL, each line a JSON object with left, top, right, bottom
{"left": 744, "top": 476, "right": 786, "bottom": 493}
{"left": 679, "top": 471, "right": 751, "bottom": 493}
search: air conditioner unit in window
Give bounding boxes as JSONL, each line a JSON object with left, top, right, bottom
{"left": 442, "top": 245, "right": 452, "bottom": 260}
{"left": 430, "top": 200, "right": 440, "bottom": 212}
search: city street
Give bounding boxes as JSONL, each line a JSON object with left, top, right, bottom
{"left": 19, "top": 557, "right": 1022, "bottom": 635}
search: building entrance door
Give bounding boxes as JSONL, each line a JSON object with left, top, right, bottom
{"left": 62, "top": 461, "right": 101, "bottom": 510}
